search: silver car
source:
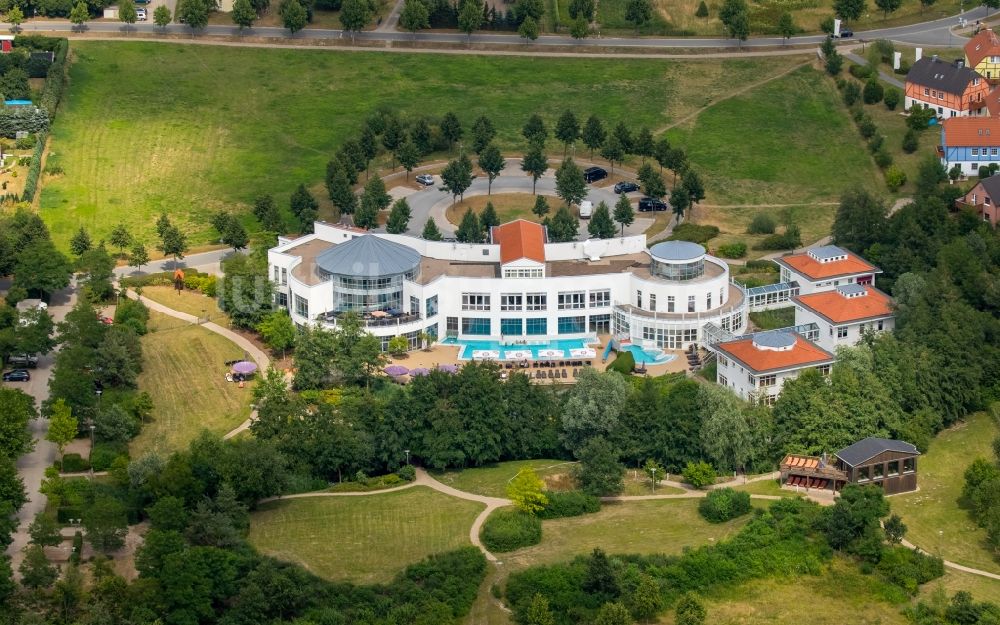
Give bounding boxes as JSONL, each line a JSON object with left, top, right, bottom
{"left": 415, "top": 174, "right": 434, "bottom": 186}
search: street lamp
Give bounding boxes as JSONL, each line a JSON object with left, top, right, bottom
{"left": 650, "top": 467, "right": 658, "bottom": 491}
{"left": 404, "top": 449, "right": 411, "bottom": 466}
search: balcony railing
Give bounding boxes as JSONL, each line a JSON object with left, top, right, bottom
{"left": 317, "top": 311, "right": 423, "bottom": 328}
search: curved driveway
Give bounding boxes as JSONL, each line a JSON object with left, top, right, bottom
{"left": 8, "top": 5, "right": 987, "bottom": 49}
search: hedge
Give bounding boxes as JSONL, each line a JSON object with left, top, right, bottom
{"left": 698, "top": 488, "right": 752, "bottom": 523}
{"left": 481, "top": 509, "right": 542, "bottom": 552}
{"left": 19, "top": 130, "right": 46, "bottom": 202}
{"left": 60, "top": 453, "right": 90, "bottom": 473}
{"left": 716, "top": 242, "right": 747, "bottom": 258}
{"left": 607, "top": 350, "right": 635, "bottom": 374}
{"left": 16, "top": 36, "right": 68, "bottom": 203}
{"left": 91, "top": 441, "right": 129, "bottom": 472}
{"left": 668, "top": 223, "right": 720, "bottom": 245}
{"left": 537, "top": 490, "right": 601, "bottom": 519}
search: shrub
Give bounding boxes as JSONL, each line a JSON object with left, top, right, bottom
{"left": 668, "top": 223, "right": 720, "bottom": 245}
{"left": 744, "top": 260, "right": 775, "bottom": 271}
{"left": 874, "top": 150, "right": 893, "bottom": 169}
{"left": 695, "top": 0, "right": 708, "bottom": 16}
{"left": 59, "top": 453, "right": 90, "bottom": 473}
{"left": 868, "top": 133, "right": 884, "bottom": 154}
{"left": 858, "top": 116, "right": 877, "bottom": 139}
{"left": 754, "top": 225, "right": 802, "bottom": 251}
{"left": 398, "top": 464, "right": 416, "bottom": 481}
{"left": 894, "top": 60, "right": 910, "bottom": 75}
{"left": 70, "top": 531, "right": 83, "bottom": 564}
{"left": 885, "top": 165, "right": 907, "bottom": 192}
{"left": 607, "top": 350, "right": 635, "bottom": 374}
{"left": 537, "top": 491, "right": 601, "bottom": 519}
{"left": 14, "top": 134, "right": 36, "bottom": 149}
{"left": 884, "top": 88, "right": 900, "bottom": 110}
{"left": 902, "top": 128, "right": 919, "bottom": 154}
{"left": 876, "top": 546, "right": 944, "bottom": 594}
{"left": 58, "top": 507, "right": 84, "bottom": 524}
{"left": 90, "top": 442, "right": 129, "bottom": 472}
{"left": 746, "top": 212, "right": 776, "bottom": 234}
{"left": 481, "top": 509, "right": 542, "bottom": 552}
{"left": 682, "top": 461, "right": 716, "bottom": 489}
{"left": 863, "top": 77, "right": 884, "bottom": 104}
{"left": 699, "top": 488, "right": 752, "bottom": 523}
{"left": 871, "top": 39, "right": 894, "bottom": 63}
{"left": 843, "top": 81, "right": 861, "bottom": 106}
{"left": 848, "top": 63, "right": 872, "bottom": 79}
{"left": 716, "top": 242, "right": 747, "bottom": 258}
{"left": 907, "top": 106, "right": 935, "bottom": 130}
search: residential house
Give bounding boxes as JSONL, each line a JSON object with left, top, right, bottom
{"left": 712, "top": 330, "right": 834, "bottom": 405}
{"left": 940, "top": 116, "right": 1000, "bottom": 177}
{"left": 793, "top": 284, "right": 895, "bottom": 352}
{"left": 772, "top": 245, "right": 880, "bottom": 295}
{"left": 965, "top": 28, "right": 1000, "bottom": 83}
{"left": 956, "top": 172, "right": 1000, "bottom": 225}
{"left": 904, "top": 56, "right": 990, "bottom": 118}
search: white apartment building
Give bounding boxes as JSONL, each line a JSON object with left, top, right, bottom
{"left": 773, "top": 245, "right": 881, "bottom": 295}
{"left": 713, "top": 330, "right": 835, "bottom": 405}
{"left": 793, "top": 284, "right": 896, "bottom": 352}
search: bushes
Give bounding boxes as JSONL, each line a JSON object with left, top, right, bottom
{"left": 907, "top": 105, "right": 935, "bottom": 130}
{"left": 682, "top": 461, "right": 715, "bottom": 489}
{"left": 885, "top": 165, "right": 907, "bottom": 192}
{"left": 863, "top": 78, "right": 884, "bottom": 104}
{"left": 59, "top": 453, "right": 90, "bottom": 473}
{"left": 698, "top": 488, "right": 752, "bottom": 523}
{"left": 481, "top": 509, "right": 542, "bottom": 552}
{"left": 884, "top": 88, "right": 900, "bottom": 110}
{"left": 746, "top": 213, "right": 776, "bottom": 234}
{"left": 123, "top": 270, "right": 216, "bottom": 297}
{"left": 398, "top": 464, "right": 416, "bottom": 481}
{"left": 848, "top": 63, "right": 872, "bottom": 80}
{"left": 858, "top": 115, "right": 877, "bottom": 139}
{"left": 716, "top": 242, "right": 747, "bottom": 258}
{"left": 537, "top": 490, "right": 601, "bottom": 519}
{"left": 843, "top": 81, "right": 861, "bottom": 106}
{"left": 607, "top": 350, "right": 635, "bottom": 375}
{"left": 90, "top": 441, "right": 129, "bottom": 472}
{"left": 20, "top": 130, "right": 46, "bottom": 202}
{"left": 902, "top": 128, "right": 919, "bottom": 153}
{"left": 754, "top": 225, "right": 802, "bottom": 251}
{"left": 876, "top": 546, "right": 944, "bottom": 595}
{"left": 668, "top": 223, "right": 719, "bottom": 245}
{"left": 874, "top": 150, "right": 893, "bottom": 170}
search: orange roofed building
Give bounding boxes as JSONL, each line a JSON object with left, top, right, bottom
{"left": 490, "top": 219, "right": 547, "bottom": 279}
{"left": 772, "top": 245, "right": 880, "bottom": 295}
{"left": 965, "top": 28, "right": 1000, "bottom": 84}
{"left": 712, "top": 331, "right": 834, "bottom": 404}
{"left": 793, "top": 284, "right": 895, "bottom": 352}
{"left": 904, "top": 56, "right": 990, "bottom": 118}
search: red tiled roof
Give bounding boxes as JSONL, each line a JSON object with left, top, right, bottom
{"left": 715, "top": 335, "right": 834, "bottom": 373}
{"left": 776, "top": 252, "right": 877, "bottom": 281}
{"left": 794, "top": 286, "right": 894, "bottom": 324}
{"left": 966, "top": 28, "right": 1000, "bottom": 70}
{"left": 493, "top": 220, "right": 546, "bottom": 264}
{"left": 942, "top": 116, "right": 1000, "bottom": 148}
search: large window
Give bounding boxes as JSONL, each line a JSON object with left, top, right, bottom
{"left": 281, "top": 268, "right": 287, "bottom": 285}
{"left": 426, "top": 295, "right": 438, "bottom": 318}
{"left": 446, "top": 316, "right": 459, "bottom": 336}
{"left": 410, "top": 296, "right": 420, "bottom": 315}
{"left": 706, "top": 292, "right": 712, "bottom": 309}
{"left": 273, "top": 266, "right": 279, "bottom": 282}
{"left": 276, "top": 292, "right": 288, "bottom": 308}
{"left": 837, "top": 326, "right": 849, "bottom": 338}
{"left": 558, "top": 292, "right": 586, "bottom": 310}
{"left": 501, "top": 318, "right": 523, "bottom": 335}
{"left": 425, "top": 324, "right": 438, "bottom": 341}
{"left": 501, "top": 294, "right": 523, "bottom": 311}
{"left": 526, "top": 318, "right": 547, "bottom": 335}
{"left": 651, "top": 258, "right": 705, "bottom": 281}
{"left": 462, "top": 317, "right": 491, "bottom": 335}
{"left": 526, "top": 293, "right": 547, "bottom": 311}
{"left": 589, "top": 290, "right": 610, "bottom": 308}
{"left": 687, "top": 296, "right": 695, "bottom": 313}
{"left": 589, "top": 314, "right": 610, "bottom": 333}
{"left": 903, "top": 458, "right": 915, "bottom": 473}
{"left": 503, "top": 267, "right": 543, "bottom": 279}
{"left": 758, "top": 374, "right": 777, "bottom": 387}
{"left": 294, "top": 295, "right": 309, "bottom": 318}
{"left": 649, "top": 294, "right": 656, "bottom": 312}
{"left": 558, "top": 316, "right": 586, "bottom": 334}
{"left": 641, "top": 326, "right": 698, "bottom": 349}
{"left": 462, "top": 293, "right": 491, "bottom": 311}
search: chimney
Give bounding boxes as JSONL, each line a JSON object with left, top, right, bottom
{"left": 916, "top": 47, "right": 923, "bottom": 62}
{"left": 956, "top": 59, "right": 965, "bottom": 68}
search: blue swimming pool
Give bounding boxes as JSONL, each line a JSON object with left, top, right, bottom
{"left": 441, "top": 337, "right": 594, "bottom": 360}
{"left": 620, "top": 344, "right": 676, "bottom": 365}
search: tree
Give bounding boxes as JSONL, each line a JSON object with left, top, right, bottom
{"left": 399, "top": 0, "right": 429, "bottom": 34}
{"left": 397, "top": 138, "right": 421, "bottom": 180}
{"left": 456, "top": 208, "right": 484, "bottom": 243}
{"left": 613, "top": 194, "right": 634, "bottom": 237}
{"left": 471, "top": 115, "right": 497, "bottom": 154}
{"left": 179, "top": 0, "right": 210, "bottom": 29}
{"left": 633, "top": 127, "right": 654, "bottom": 162}
{"left": 523, "top": 114, "right": 549, "bottom": 147}
{"left": 340, "top": 0, "right": 371, "bottom": 40}
{"left": 532, "top": 195, "right": 550, "bottom": 219}
{"left": 382, "top": 117, "right": 406, "bottom": 170}
{"left": 902, "top": 128, "right": 919, "bottom": 154}
{"left": 69, "top": 1, "right": 89, "bottom": 29}
{"left": 629, "top": 574, "right": 664, "bottom": 621}
{"left": 638, "top": 163, "right": 666, "bottom": 199}
{"left": 458, "top": 0, "right": 484, "bottom": 41}
{"left": 588, "top": 201, "right": 616, "bottom": 239}
{"left": 682, "top": 461, "right": 716, "bottom": 489}
{"left": 555, "top": 157, "right": 587, "bottom": 207}
{"left": 19, "top": 545, "right": 57, "bottom": 590}
{"left": 361, "top": 176, "right": 392, "bottom": 216}
{"left": 387, "top": 335, "right": 409, "bottom": 356}
{"left": 832, "top": 187, "right": 887, "bottom": 252}
{"left": 670, "top": 186, "right": 691, "bottom": 221}
{"left": 7, "top": 6, "right": 23, "bottom": 32}
{"left": 0, "top": 388, "right": 34, "bottom": 460}
{"left": 884, "top": 87, "right": 900, "bottom": 110}
{"left": 594, "top": 602, "right": 634, "bottom": 625}
{"left": 219, "top": 252, "right": 273, "bottom": 330}
{"left": 698, "top": 384, "right": 756, "bottom": 472}
{"left": 582, "top": 115, "right": 606, "bottom": 157}
{"left": 84, "top": 495, "right": 129, "bottom": 552}
{"left": 695, "top": 0, "right": 708, "bottom": 16}
{"left": 833, "top": 0, "right": 865, "bottom": 22}
{"left": 128, "top": 241, "right": 149, "bottom": 271}
{"left": 232, "top": 0, "right": 256, "bottom": 29}
{"left": 292, "top": 325, "right": 337, "bottom": 390}
{"left": 386, "top": 198, "right": 412, "bottom": 234}
{"left": 824, "top": 484, "right": 888, "bottom": 552}
{"left": 675, "top": 593, "right": 707, "bottom": 625}
{"left": 525, "top": 594, "right": 557, "bottom": 625}
{"left": 584, "top": 548, "right": 620, "bottom": 596}
{"left": 478, "top": 144, "right": 506, "bottom": 194}
{"left": 874, "top": 0, "right": 900, "bottom": 18}
{"left": 576, "top": 436, "right": 624, "bottom": 496}
{"left": 440, "top": 112, "right": 463, "bottom": 152}
{"left": 222, "top": 219, "right": 249, "bottom": 251}
{"left": 254, "top": 194, "right": 284, "bottom": 232}
{"left": 46, "top": 398, "right": 77, "bottom": 461}
{"left": 682, "top": 169, "right": 705, "bottom": 205}
{"left": 119, "top": 0, "right": 138, "bottom": 28}
{"left": 919, "top": 0, "right": 935, "bottom": 12}
{"left": 281, "top": 0, "right": 308, "bottom": 31}
{"left": 727, "top": 8, "right": 749, "bottom": 46}
{"left": 884, "top": 513, "right": 907, "bottom": 544}
{"left": 600, "top": 135, "right": 624, "bottom": 174}
{"left": 570, "top": 15, "right": 589, "bottom": 39}
{"left": 569, "top": 0, "right": 595, "bottom": 19}
{"left": 257, "top": 311, "right": 296, "bottom": 358}
{"left": 518, "top": 15, "right": 539, "bottom": 40}
{"left": 481, "top": 202, "right": 500, "bottom": 230}
{"left": 555, "top": 110, "right": 580, "bottom": 158}
{"left": 326, "top": 161, "right": 357, "bottom": 215}
{"left": 863, "top": 77, "right": 884, "bottom": 104}
{"left": 158, "top": 224, "right": 188, "bottom": 264}
{"left": 153, "top": 4, "right": 172, "bottom": 28}
{"left": 522, "top": 146, "right": 548, "bottom": 194}
{"left": 28, "top": 512, "right": 62, "bottom": 548}
{"left": 108, "top": 223, "right": 133, "bottom": 258}
{"left": 777, "top": 11, "right": 795, "bottom": 41}
{"left": 548, "top": 205, "right": 579, "bottom": 242}
{"left": 624, "top": 0, "right": 651, "bottom": 32}
{"left": 70, "top": 227, "right": 92, "bottom": 256}
{"left": 506, "top": 468, "right": 548, "bottom": 514}
{"left": 14, "top": 239, "right": 71, "bottom": 299}
{"left": 440, "top": 154, "right": 474, "bottom": 203}
{"left": 422, "top": 218, "right": 442, "bottom": 241}
{"left": 719, "top": 0, "right": 747, "bottom": 36}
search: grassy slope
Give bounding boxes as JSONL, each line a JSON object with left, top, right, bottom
{"left": 131, "top": 311, "right": 252, "bottom": 457}
{"left": 42, "top": 43, "right": 814, "bottom": 251}
{"left": 890, "top": 411, "right": 1000, "bottom": 575}
{"left": 139, "top": 286, "right": 227, "bottom": 322}
{"left": 248, "top": 486, "right": 484, "bottom": 584}
{"left": 433, "top": 459, "right": 577, "bottom": 498}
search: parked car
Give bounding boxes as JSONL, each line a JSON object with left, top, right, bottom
{"left": 583, "top": 166, "right": 608, "bottom": 183}
{"left": 415, "top": 174, "right": 434, "bottom": 186}
{"left": 3, "top": 369, "right": 30, "bottom": 382}
{"left": 836, "top": 27, "right": 853, "bottom": 37}
{"left": 579, "top": 200, "right": 593, "bottom": 219}
{"left": 136, "top": 7, "right": 147, "bottom": 20}
{"left": 8, "top": 354, "right": 38, "bottom": 369}
{"left": 638, "top": 197, "right": 668, "bottom": 212}
{"left": 614, "top": 181, "right": 639, "bottom": 194}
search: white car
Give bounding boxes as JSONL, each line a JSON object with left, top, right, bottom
{"left": 136, "top": 7, "right": 147, "bottom": 20}
{"left": 578, "top": 200, "right": 593, "bottom": 219}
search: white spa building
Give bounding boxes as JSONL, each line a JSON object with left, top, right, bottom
{"left": 266, "top": 220, "right": 748, "bottom": 357}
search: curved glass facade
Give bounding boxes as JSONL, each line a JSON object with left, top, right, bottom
{"left": 325, "top": 268, "right": 420, "bottom": 313}
{"left": 650, "top": 258, "right": 705, "bottom": 281}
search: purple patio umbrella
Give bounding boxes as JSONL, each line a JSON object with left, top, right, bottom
{"left": 409, "top": 367, "right": 430, "bottom": 376}
{"left": 231, "top": 361, "right": 257, "bottom": 375}
{"left": 436, "top": 364, "right": 459, "bottom": 373}
{"left": 384, "top": 365, "right": 410, "bottom": 376}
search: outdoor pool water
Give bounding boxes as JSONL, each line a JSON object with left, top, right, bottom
{"left": 441, "top": 337, "right": 593, "bottom": 360}
{"left": 621, "top": 344, "right": 676, "bottom": 365}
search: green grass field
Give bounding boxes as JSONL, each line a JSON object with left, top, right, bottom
{"left": 891, "top": 411, "right": 1000, "bottom": 575}
{"left": 131, "top": 311, "right": 252, "bottom": 457}
{"left": 139, "top": 286, "right": 227, "bottom": 322}
{"left": 248, "top": 487, "right": 484, "bottom": 583}
{"left": 433, "top": 459, "right": 577, "bottom": 498}
{"left": 40, "top": 43, "right": 825, "bottom": 251}
{"left": 749, "top": 307, "right": 795, "bottom": 331}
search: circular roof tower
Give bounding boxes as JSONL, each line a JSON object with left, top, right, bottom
{"left": 315, "top": 235, "right": 421, "bottom": 278}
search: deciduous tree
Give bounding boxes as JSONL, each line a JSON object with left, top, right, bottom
{"left": 109, "top": 223, "right": 132, "bottom": 257}
{"left": 69, "top": 1, "right": 89, "bottom": 29}
{"left": 458, "top": 0, "right": 483, "bottom": 41}
{"left": 396, "top": 137, "right": 420, "bottom": 179}
{"left": 522, "top": 146, "right": 548, "bottom": 194}
{"left": 600, "top": 135, "right": 624, "bottom": 174}
{"left": 232, "top": 0, "right": 256, "bottom": 29}
{"left": 340, "top": 0, "right": 372, "bottom": 40}
{"left": 441, "top": 153, "right": 474, "bottom": 203}
{"left": 523, "top": 114, "right": 549, "bottom": 147}
{"left": 70, "top": 227, "right": 92, "bottom": 256}
{"left": 256, "top": 310, "right": 296, "bottom": 358}
{"left": 399, "top": 0, "right": 430, "bottom": 34}
{"left": 478, "top": 143, "right": 505, "bottom": 194}
{"left": 506, "top": 468, "right": 548, "bottom": 514}
{"left": 471, "top": 115, "right": 497, "bottom": 154}
{"left": 128, "top": 241, "right": 149, "bottom": 271}
{"left": 833, "top": 0, "right": 865, "bottom": 22}
{"left": 440, "top": 112, "right": 463, "bottom": 152}
{"left": 46, "top": 398, "right": 76, "bottom": 461}
{"left": 153, "top": 4, "right": 172, "bottom": 28}
{"left": 179, "top": 0, "right": 210, "bottom": 29}
{"left": 613, "top": 193, "right": 634, "bottom": 236}
{"left": 119, "top": 0, "right": 138, "bottom": 27}
{"left": 84, "top": 495, "right": 129, "bottom": 552}
{"left": 518, "top": 15, "right": 539, "bottom": 40}
{"left": 777, "top": 10, "right": 795, "bottom": 41}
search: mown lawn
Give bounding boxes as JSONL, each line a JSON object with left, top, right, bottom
{"left": 139, "top": 286, "right": 227, "bottom": 323}
{"left": 41, "top": 43, "right": 809, "bottom": 251}
{"left": 433, "top": 459, "right": 577, "bottom": 498}
{"left": 248, "top": 487, "right": 483, "bottom": 583}
{"left": 131, "top": 311, "right": 252, "bottom": 457}
{"left": 749, "top": 306, "right": 795, "bottom": 330}
{"left": 890, "top": 411, "right": 1000, "bottom": 575}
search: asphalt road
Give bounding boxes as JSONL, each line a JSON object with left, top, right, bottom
{"left": 113, "top": 248, "right": 235, "bottom": 278}
{"left": 11, "top": 5, "right": 988, "bottom": 49}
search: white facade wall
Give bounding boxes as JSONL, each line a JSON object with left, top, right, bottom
{"left": 715, "top": 355, "right": 809, "bottom": 404}
{"left": 778, "top": 266, "right": 875, "bottom": 295}
{"left": 793, "top": 306, "right": 895, "bottom": 352}
{"left": 904, "top": 96, "right": 968, "bottom": 119}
